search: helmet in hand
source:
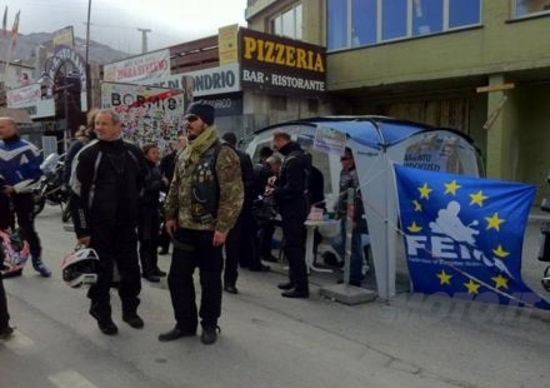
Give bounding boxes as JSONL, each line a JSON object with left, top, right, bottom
{"left": 61, "top": 248, "right": 100, "bottom": 288}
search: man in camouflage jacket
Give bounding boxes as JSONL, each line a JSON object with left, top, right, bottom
{"left": 159, "top": 102, "right": 243, "bottom": 345}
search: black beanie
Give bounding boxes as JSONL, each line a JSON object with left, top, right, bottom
{"left": 186, "top": 102, "right": 215, "bottom": 126}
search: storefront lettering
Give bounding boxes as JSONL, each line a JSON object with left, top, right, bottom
{"left": 110, "top": 93, "right": 178, "bottom": 111}
{"left": 243, "top": 36, "right": 325, "bottom": 73}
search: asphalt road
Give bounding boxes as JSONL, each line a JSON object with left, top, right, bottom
{"left": 1, "top": 206, "right": 549, "bottom": 388}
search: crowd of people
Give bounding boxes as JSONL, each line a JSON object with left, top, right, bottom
{"left": 0, "top": 102, "right": 369, "bottom": 344}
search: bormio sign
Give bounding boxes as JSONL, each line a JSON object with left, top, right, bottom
{"left": 239, "top": 28, "right": 326, "bottom": 97}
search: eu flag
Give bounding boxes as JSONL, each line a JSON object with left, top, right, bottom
{"left": 395, "top": 165, "right": 550, "bottom": 310}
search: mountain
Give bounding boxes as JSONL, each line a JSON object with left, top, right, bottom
{"left": 0, "top": 31, "right": 131, "bottom": 66}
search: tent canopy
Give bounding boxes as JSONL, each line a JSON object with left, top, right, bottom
{"left": 255, "top": 115, "right": 477, "bottom": 151}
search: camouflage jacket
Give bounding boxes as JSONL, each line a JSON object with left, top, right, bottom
{"left": 164, "top": 130, "right": 243, "bottom": 234}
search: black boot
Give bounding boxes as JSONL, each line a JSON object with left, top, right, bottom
{"left": 277, "top": 281, "right": 295, "bottom": 290}
{"left": 158, "top": 326, "right": 196, "bottom": 342}
{"left": 200, "top": 325, "right": 221, "bottom": 345}
{"left": 122, "top": 312, "right": 144, "bottom": 329}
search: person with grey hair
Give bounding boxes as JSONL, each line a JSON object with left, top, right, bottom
{"left": 70, "top": 109, "right": 148, "bottom": 336}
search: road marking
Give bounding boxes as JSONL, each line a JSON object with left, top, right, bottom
{"left": 48, "top": 370, "right": 98, "bottom": 388}
{"left": 3, "top": 330, "right": 35, "bottom": 354}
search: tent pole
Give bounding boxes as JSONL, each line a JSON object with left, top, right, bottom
{"left": 384, "top": 154, "right": 391, "bottom": 304}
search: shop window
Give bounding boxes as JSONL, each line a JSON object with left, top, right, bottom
{"left": 382, "top": 0, "right": 408, "bottom": 40}
{"left": 270, "top": 95, "right": 287, "bottom": 111}
{"left": 271, "top": 3, "right": 303, "bottom": 40}
{"left": 308, "top": 98, "right": 319, "bottom": 114}
{"left": 352, "top": 0, "right": 377, "bottom": 47}
{"left": 327, "top": 0, "right": 348, "bottom": 50}
{"left": 413, "top": 0, "right": 443, "bottom": 36}
{"left": 327, "top": 0, "right": 481, "bottom": 51}
{"left": 514, "top": 0, "right": 550, "bottom": 18}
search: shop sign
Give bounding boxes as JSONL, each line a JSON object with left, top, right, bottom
{"left": 239, "top": 28, "right": 326, "bottom": 97}
{"left": 52, "top": 26, "right": 75, "bottom": 47}
{"left": 197, "top": 92, "right": 243, "bottom": 117}
{"left": 146, "top": 63, "right": 240, "bottom": 97}
{"left": 103, "top": 49, "right": 171, "bottom": 83}
{"left": 218, "top": 24, "right": 239, "bottom": 65}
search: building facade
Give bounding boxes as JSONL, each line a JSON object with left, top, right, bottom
{"left": 245, "top": 0, "right": 550, "bottom": 200}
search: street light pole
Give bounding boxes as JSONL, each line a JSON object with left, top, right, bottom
{"left": 85, "top": 0, "right": 92, "bottom": 66}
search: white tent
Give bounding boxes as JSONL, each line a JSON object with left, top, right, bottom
{"left": 246, "top": 116, "right": 482, "bottom": 300}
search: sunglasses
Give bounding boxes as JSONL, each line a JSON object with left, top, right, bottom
{"left": 340, "top": 156, "right": 352, "bottom": 161}
{"left": 185, "top": 115, "right": 199, "bottom": 122}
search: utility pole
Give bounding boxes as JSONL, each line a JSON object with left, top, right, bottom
{"left": 137, "top": 28, "right": 152, "bottom": 53}
{"left": 85, "top": 0, "right": 92, "bottom": 65}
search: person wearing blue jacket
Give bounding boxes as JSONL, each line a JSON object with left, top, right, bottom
{"left": 0, "top": 117, "right": 51, "bottom": 277}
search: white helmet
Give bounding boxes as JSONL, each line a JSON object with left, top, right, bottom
{"left": 61, "top": 248, "right": 100, "bottom": 288}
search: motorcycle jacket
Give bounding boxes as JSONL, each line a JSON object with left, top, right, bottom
{"left": 0, "top": 135, "right": 43, "bottom": 193}
{"left": 69, "top": 139, "right": 147, "bottom": 238}
{"left": 273, "top": 141, "right": 311, "bottom": 209}
{"left": 189, "top": 142, "right": 222, "bottom": 224}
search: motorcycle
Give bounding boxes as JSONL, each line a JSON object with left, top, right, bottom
{"left": 538, "top": 173, "right": 550, "bottom": 292}
{"left": 33, "top": 153, "right": 71, "bottom": 222}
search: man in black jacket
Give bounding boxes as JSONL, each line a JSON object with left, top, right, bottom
{"left": 139, "top": 144, "right": 165, "bottom": 283}
{"left": 70, "top": 109, "right": 147, "bottom": 335}
{"left": 271, "top": 131, "right": 311, "bottom": 298}
{"left": 221, "top": 132, "right": 269, "bottom": 294}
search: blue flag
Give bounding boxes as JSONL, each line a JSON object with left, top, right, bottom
{"left": 394, "top": 165, "right": 550, "bottom": 310}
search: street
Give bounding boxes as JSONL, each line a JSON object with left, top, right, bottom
{"left": 1, "top": 205, "right": 549, "bottom": 388}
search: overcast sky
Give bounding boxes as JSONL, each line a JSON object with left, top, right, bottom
{"left": 4, "top": 0, "right": 247, "bottom": 53}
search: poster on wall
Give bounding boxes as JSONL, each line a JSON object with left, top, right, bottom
{"left": 403, "top": 133, "right": 464, "bottom": 174}
{"left": 103, "top": 50, "right": 171, "bottom": 84}
{"left": 100, "top": 82, "right": 185, "bottom": 154}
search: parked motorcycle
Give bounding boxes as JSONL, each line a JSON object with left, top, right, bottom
{"left": 33, "top": 153, "right": 71, "bottom": 221}
{"left": 538, "top": 173, "right": 550, "bottom": 292}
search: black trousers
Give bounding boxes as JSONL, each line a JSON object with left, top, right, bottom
{"left": 88, "top": 224, "right": 141, "bottom": 318}
{"left": 0, "top": 275, "right": 9, "bottom": 330}
{"left": 168, "top": 228, "right": 223, "bottom": 331}
{"left": 138, "top": 207, "right": 160, "bottom": 275}
{"left": 11, "top": 194, "right": 41, "bottom": 260}
{"left": 258, "top": 222, "right": 275, "bottom": 259}
{"left": 224, "top": 213, "right": 243, "bottom": 287}
{"left": 281, "top": 206, "right": 308, "bottom": 292}
{"left": 0, "top": 192, "right": 12, "bottom": 230}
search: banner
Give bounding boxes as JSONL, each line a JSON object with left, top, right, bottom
{"left": 52, "top": 26, "right": 75, "bottom": 47}
{"left": 101, "top": 82, "right": 185, "bottom": 154}
{"left": 395, "top": 165, "right": 550, "bottom": 310}
{"left": 103, "top": 50, "right": 171, "bottom": 83}
{"left": 7, "top": 84, "right": 55, "bottom": 118}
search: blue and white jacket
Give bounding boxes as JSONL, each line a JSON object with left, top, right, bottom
{"left": 0, "top": 135, "right": 43, "bottom": 193}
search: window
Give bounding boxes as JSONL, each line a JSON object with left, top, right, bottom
{"left": 352, "top": 0, "right": 377, "bottom": 46}
{"left": 449, "top": 0, "right": 480, "bottom": 28}
{"left": 327, "top": 0, "right": 481, "bottom": 51}
{"left": 271, "top": 3, "right": 303, "bottom": 40}
{"left": 413, "top": 0, "right": 443, "bottom": 36}
{"left": 382, "top": 0, "right": 408, "bottom": 40}
{"left": 514, "top": 0, "right": 550, "bottom": 18}
{"left": 327, "top": 0, "right": 348, "bottom": 50}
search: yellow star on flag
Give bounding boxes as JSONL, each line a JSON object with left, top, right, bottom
{"left": 491, "top": 274, "right": 509, "bottom": 290}
{"left": 413, "top": 200, "right": 422, "bottom": 212}
{"left": 492, "top": 244, "right": 510, "bottom": 258}
{"left": 436, "top": 270, "right": 452, "bottom": 285}
{"left": 464, "top": 279, "right": 481, "bottom": 295}
{"left": 486, "top": 213, "right": 505, "bottom": 231}
{"left": 407, "top": 222, "right": 422, "bottom": 233}
{"left": 470, "top": 191, "right": 488, "bottom": 207}
{"left": 418, "top": 183, "right": 432, "bottom": 200}
{"left": 444, "top": 180, "right": 462, "bottom": 195}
